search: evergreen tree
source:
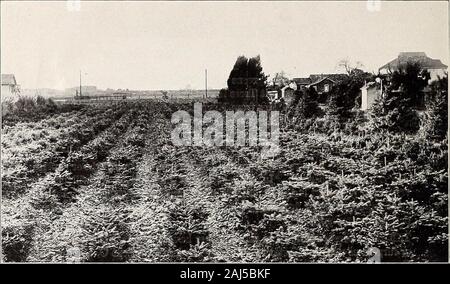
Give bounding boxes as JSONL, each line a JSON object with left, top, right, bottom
{"left": 225, "top": 55, "right": 268, "bottom": 104}
{"left": 327, "top": 71, "right": 373, "bottom": 121}
{"left": 370, "top": 88, "right": 420, "bottom": 133}
{"left": 291, "top": 87, "right": 320, "bottom": 119}
{"left": 370, "top": 62, "right": 428, "bottom": 133}
{"left": 425, "top": 75, "right": 448, "bottom": 140}
{"left": 217, "top": 88, "right": 229, "bottom": 104}
{"left": 390, "top": 62, "right": 430, "bottom": 107}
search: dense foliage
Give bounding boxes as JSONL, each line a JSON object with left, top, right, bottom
{"left": 2, "top": 96, "right": 84, "bottom": 127}
{"left": 288, "top": 88, "right": 320, "bottom": 121}
{"left": 424, "top": 75, "right": 448, "bottom": 140}
{"left": 327, "top": 71, "right": 373, "bottom": 120}
{"left": 1, "top": 96, "right": 447, "bottom": 262}
{"left": 219, "top": 55, "right": 268, "bottom": 104}
{"left": 389, "top": 62, "right": 430, "bottom": 108}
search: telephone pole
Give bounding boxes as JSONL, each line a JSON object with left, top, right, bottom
{"left": 205, "top": 69, "right": 208, "bottom": 98}
{"left": 79, "top": 70, "right": 82, "bottom": 97}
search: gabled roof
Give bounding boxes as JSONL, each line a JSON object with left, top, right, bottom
{"left": 379, "top": 52, "right": 448, "bottom": 71}
{"left": 309, "top": 73, "right": 348, "bottom": 83}
{"left": 360, "top": 81, "right": 377, "bottom": 90}
{"left": 308, "top": 77, "right": 336, "bottom": 87}
{"left": 399, "top": 52, "right": 427, "bottom": 58}
{"left": 293, "top": 73, "right": 348, "bottom": 86}
{"left": 1, "top": 74, "right": 17, "bottom": 86}
{"left": 292, "top": 77, "right": 311, "bottom": 85}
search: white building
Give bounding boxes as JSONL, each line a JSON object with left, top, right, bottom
{"left": 1, "top": 74, "right": 19, "bottom": 101}
{"left": 360, "top": 81, "right": 381, "bottom": 111}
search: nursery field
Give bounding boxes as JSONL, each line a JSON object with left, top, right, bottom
{"left": 1, "top": 100, "right": 447, "bottom": 262}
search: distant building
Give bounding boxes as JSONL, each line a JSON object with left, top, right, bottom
{"left": 379, "top": 52, "right": 447, "bottom": 81}
{"left": 292, "top": 73, "right": 348, "bottom": 94}
{"left": 360, "top": 81, "right": 381, "bottom": 111}
{"left": 308, "top": 77, "right": 335, "bottom": 94}
{"left": 267, "top": 90, "right": 278, "bottom": 102}
{"left": 292, "top": 77, "right": 311, "bottom": 90}
{"left": 292, "top": 73, "right": 348, "bottom": 103}
{"left": 1, "top": 74, "right": 20, "bottom": 101}
{"left": 266, "top": 82, "right": 297, "bottom": 106}
{"left": 65, "top": 85, "right": 97, "bottom": 96}
{"left": 280, "top": 85, "right": 296, "bottom": 106}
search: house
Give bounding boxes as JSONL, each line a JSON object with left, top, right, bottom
{"left": 292, "top": 77, "right": 311, "bottom": 90}
{"left": 360, "top": 81, "right": 382, "bottom": 111}
{"left": 309, "top": 74, "right": 349, "bottom": 86}
{"left": 266, "top": 82, "right": 297, "bottom": 106}
{"left": 292, "top": 73, "right": 348, "bottom": 103}
{"left": 1, "top": 74, "right": 20, "bottom": 101}
{"left": 308, "top": 77, "right": 335, "bottom": 94}
{"left": 280, "top": 85, "right": 296, "bottom": 106}
{"left": 292, "top": 73, "right": 348, "bottom": 94}
{"left": 379, "top": 52, "right": 447, "bottom": 81}
{"left": 267, "top": 90, "right": 278, "bottom": 102}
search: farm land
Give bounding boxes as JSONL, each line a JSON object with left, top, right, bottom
{"left": 1, "top": 100, "right": 447, "bottom": 262}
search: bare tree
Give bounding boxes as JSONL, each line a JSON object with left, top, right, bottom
{"left": 271, "top": 71, "right": 290, "bottom": 87}
{"left": 337, "top": 58, "right": 364, "bottom": 75}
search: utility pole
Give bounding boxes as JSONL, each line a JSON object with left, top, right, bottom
{"left": 79, "top": 70, "right": 82, "bottom": 97}
{"left": 205, "top": 69, "right": 208, "bottom": 98}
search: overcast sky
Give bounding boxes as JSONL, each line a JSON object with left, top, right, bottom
{"left": 1, "top": 1, "right": 448, "bottom": 90}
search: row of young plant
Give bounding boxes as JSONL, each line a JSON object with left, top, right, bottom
{"left": 73, "top": 105, "right": 158, "bottom": 262}
{"left": 2, "top": 103, "right": 129, "bottom": 198}
{"left": 2, "top": 97, "right": 446, "bottom": 262}
{"left": 212, "top": 127, "right": 447, "bottom": 262}
{"left": 184, "top": 95, "right": 447, "bottom": 262}
{"left": 125, "top": 140, "right": 216, "bottom": 261}
{"left": 143, "top": 99, "right": 279, "bottom": 261}
{"left": 1, "top": 103, "right": 143, "bottom": 262}
{"left": 29, "top": 105, "right": 142, "bottom": 208}
{"left": 115, "top": 102, "right": 254, "bottom": 262}
{"left": 76, "top": 101, "right": 202, "bottom": 262}
{"left": 22, "top": 102, "right": 172, "bottom": 262}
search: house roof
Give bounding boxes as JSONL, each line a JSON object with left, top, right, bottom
{"left": 293, "top": 73, "right": 348, "bottom": 86}
{"left": 309, "top": 74, "right": 348, "bottom": 83}
{"left": 1, "top": 74, "right": 17, "bottom": 86}
{"left": 308, "top": 77, "right": 336, "bottom": 87}
{"left": 399, "top": 52, "right": 427, "bottom": 58}
{"left": 360, "top": 81, "right": 377, "bottom": 90}
{"left": 379, "top": 52, "right": 448, "bottom": 71}
{"left": 292, "top": 77, "right": 311, "bottom": 85}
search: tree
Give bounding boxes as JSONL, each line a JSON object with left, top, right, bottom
{"left": 337, "top": 58, "right": 364, "bottom": 75}
{"left": 225, "top": 55, "right": 268, "bottom": 104}
{"left": 389, "top": 62, "right": 430, "bottom": 107}
{"left": 271, "top": 71, "right": 290, "bottom": 87}
{"left": 327, "top": 71, "right": 374, "bottom": 120}
{"left": 425, "top": 75, "right": 448, "bottom": 140}
{"left": 290, "top": 88, "right": 320, "bottom": 120}
{"left": 217, "top": 88, "right": 229, "bottom": 103}
{"left": 370, "top": 62, "right": 430, "bottom": 134}
{"left": 370, "top": 86, "right": 420, "bottom": 134}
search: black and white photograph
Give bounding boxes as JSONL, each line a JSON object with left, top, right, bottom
{"left": 0, "top": 0, "right": 448, "bottom": 268}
